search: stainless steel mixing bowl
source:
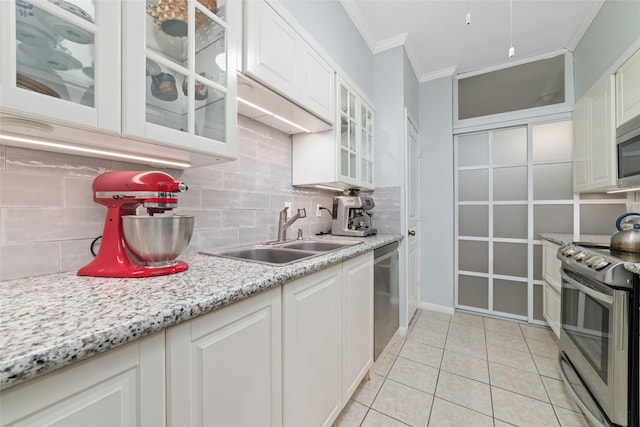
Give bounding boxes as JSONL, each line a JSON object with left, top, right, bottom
{"left": 122, "top": 215, "right": 194, "bottom": 266}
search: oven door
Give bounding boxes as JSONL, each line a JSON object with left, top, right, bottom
{"left": 560, "top": 268, "right": 629, "bottom": 426}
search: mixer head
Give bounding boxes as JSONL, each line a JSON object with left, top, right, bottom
{"left": 92, "top": 170, "right": 187, "bottom": 214}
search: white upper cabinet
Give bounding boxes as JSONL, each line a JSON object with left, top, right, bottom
{"left": 1, "top": 0, "right": 238, "bottom": 167}
{"left": 1, "top": 0, "right": 120, "bottom": 133}
{"left": 616, "top": 48, "right": 640, "bottom": 127}
{"left": 292, "top": 77, "right": 374, "bottom": 191}
{"left": 573, "top": 75, "right": 617, "bottom": 192}
{"left": 243, "top": 0, "right": 335, "bottom": 124}
{"left": 122, "top": 0, "right": 238, "bottom": 160}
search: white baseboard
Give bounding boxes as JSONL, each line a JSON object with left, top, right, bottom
{"left": 419, "top": 301, "right": 455, "bottom": 316}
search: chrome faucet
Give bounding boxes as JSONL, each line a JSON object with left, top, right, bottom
{"left": 277, "top": 207, "right": 306, "bottom": 242}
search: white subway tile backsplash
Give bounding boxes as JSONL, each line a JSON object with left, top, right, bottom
{"left": 1, "top": 207, "right": 104, "bottom": 244}
{"left": 0, "top": 242, "right": 60, "bottom": 281}
{"left": 5, "top": 146, "right": 110, "bottom": 177}
{"left": 63, "top": 177, "right": 96, "bottom": 208}
{"left": 223, "top": 171, "right": 257, "bottom": 192}
{"left": 239, "top": 227, "right": 272, "bottom": 245}
{"left": 60, "top": 238, "right": 97, "bottom": 272}
{"left": 180, "top": 166, "right": 224, "bottom": 189}
{"left": 222, "top": 210, "right": 257, "bottom": 228}
{"left": 183, "top": 210, "right": 222, "bottom": 230}
{"left": 0, "top": 116, "right": 343, "bottom": 280}
{"left": 176, "top": 186, "right": 202, "bottom": 210}
{"left": 194, "top": 228, "right": 240, "bottom": 251}
{"left": 0, "top": 145, "right": 6, "bottom": 171}
{"left": 202, "top": 189, "right": 242, "bottom": 209}
{"left": 1, "top": 173, "right": 64, "bottom": 208}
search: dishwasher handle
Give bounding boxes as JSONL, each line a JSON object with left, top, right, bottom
{"left": 374, "top": 241, "right": 399, "bottom": 259}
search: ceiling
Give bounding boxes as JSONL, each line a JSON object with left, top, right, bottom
{"left": 340, "top": 0, "right": 605, "bottom": 81}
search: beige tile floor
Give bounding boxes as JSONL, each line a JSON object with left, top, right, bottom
{"left": 333, "top": 309, "right": 590, "bottom": 427}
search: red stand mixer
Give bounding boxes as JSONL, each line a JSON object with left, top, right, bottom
{"left": 78, "top": 171, "right": 194, "bottom": 278}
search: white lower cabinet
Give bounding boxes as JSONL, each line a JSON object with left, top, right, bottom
{"left": 282, "top": 252, "right": 374, "bottom": 427}
{"left": 1, "top": 252, "right": 376, "bottom": 427}
{"left": 341, "top": 253, "right": 374, "bottom": 405}
{"left": 166, "top": 287, "right": 282, "bottom": 427}
{"left": 0, "top": 333, "right": 165, "bottom": 427}
{"left": 283, "top": 264, "right": 343, "bottom": 427}
{"left": 542, "top": 240, "right": 562, "bottom": 338}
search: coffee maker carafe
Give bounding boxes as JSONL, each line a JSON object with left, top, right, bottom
{"left": 331, "top": 190, "right": 377, "bottom": 237}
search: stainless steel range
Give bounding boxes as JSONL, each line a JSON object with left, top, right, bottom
{"left": 557, "top": 242, "right": 639, "bottom": 427}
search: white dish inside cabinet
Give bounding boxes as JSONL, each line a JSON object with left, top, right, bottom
{"left": 1, "top": 0, "right": 120, "bottom": 133}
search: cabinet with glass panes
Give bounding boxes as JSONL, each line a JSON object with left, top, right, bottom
{"left": 0, "top": 0, "right": 238, "bottom": 166}
{"left": 292, "top": 76, "right": 374, "bottom": 190}
{"left": 123, "top": 0, "right": 238, "bottom": 160}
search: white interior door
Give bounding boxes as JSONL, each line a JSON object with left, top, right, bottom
{"left": 406, "top": 110, "right": 421, "bottom": 322}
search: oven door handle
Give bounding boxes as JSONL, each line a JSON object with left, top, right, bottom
{"left": 560, "top": 271, "right": 614, "bottom": 306}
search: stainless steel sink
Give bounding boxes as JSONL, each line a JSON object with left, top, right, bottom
{"left": 207, "top": 247, "right": 317, "bottom": 265}
{"left": 200, "top": 239, "right": 361, "bottom": 266}
{"left": 278, "top": 240, "right": 360, "bottom": 252}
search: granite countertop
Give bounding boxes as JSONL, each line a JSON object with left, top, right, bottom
{"left": 540, "top": 233, "right": 640, "bottom": 274}
{"left": 0, "top": 234, "right": 402, "bottom": 389}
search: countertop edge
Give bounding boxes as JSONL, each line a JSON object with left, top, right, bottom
{"left": 0, "top": 234, "right": 403, "bottom": 389}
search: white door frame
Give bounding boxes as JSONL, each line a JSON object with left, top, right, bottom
{"left": 405, "top": 108, "right": 421, "bottom": 327}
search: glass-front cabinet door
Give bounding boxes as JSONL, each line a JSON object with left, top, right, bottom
{"left": 339, "top": 83, "right": 358, "bottom": 185}
{"left": 122, "top": 0, "right": 237, "bottom": 160}
{"left": 337, "top": 79, "right": 374, "bottom": 189}
{"left": 360, "top": 103, "right": 374, "bottom": 187}
{"left": 0, "top": 0, "right": 120, "bottom": 132}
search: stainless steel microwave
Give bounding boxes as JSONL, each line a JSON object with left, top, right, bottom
{"left": 617, "top": 114, "right": 640, "bottom": 188}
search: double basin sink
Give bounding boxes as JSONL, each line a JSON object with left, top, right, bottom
{"left": 201, "top": 239, "right": 361, "bottom": 266}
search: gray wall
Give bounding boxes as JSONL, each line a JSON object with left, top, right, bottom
{"left": 279, "top": 0, "right": 374, "bottom": 99}
{"left": 372, "top": 46, "right": 405, "bottom": 188}
{"left": 573, "top": 0, "right": 640, "bottom": 100}
{"left": 419, "top": 76, "right": 455, "bottom": 308}
{"left": 403, "top": 49, "right": 420, "bottom": 121}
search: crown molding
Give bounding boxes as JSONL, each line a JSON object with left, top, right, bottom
{"left": 419, "top": 66, "right": 458, "bottom": 83}
{"left": 372, "top": 32, "right": 407, "bottom": 54}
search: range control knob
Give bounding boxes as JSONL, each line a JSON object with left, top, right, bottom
{"left": 562, "top": 246, "right": 578, "bottom": 256}
{"left": 574, "top": 251, "right": 588, "bottom": 261}
{"left": 584, "top": 255, "right": 599, "bottom": 264}
{"left": 588, "top": 257, "right": 610, "bottom": 270}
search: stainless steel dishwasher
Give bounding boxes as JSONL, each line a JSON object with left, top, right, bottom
{"left": 374, "top": 241, "right": 399, "bottom": 360}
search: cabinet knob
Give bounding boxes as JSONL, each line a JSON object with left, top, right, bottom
{"left": 408, "top": 230, "right": 416, "bottom": 236}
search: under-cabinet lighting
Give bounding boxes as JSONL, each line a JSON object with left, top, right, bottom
{"left": 313, "top": 184, "right": 344, "bottom": 192}
{"left": 607, "top": 187, "right": 640, "bottom": 194}
{"left": 0, "top": 134, "right": 192, "bottom": 168}
{"left": 237, "top": 97, "right": 311, "bottom": 133}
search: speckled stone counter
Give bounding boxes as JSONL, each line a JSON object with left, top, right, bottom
{"left": 540, "top": 233, "right": 640, "bottom": 275}
{"left": 0, "top": 234, "right": 402, "bottom": 389}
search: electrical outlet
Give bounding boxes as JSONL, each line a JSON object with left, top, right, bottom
{"left": 316, "top": 204, "right": 322, "bottom": 217}
{"left": 284, "top": 202, "right": 292, "bottom": 219}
